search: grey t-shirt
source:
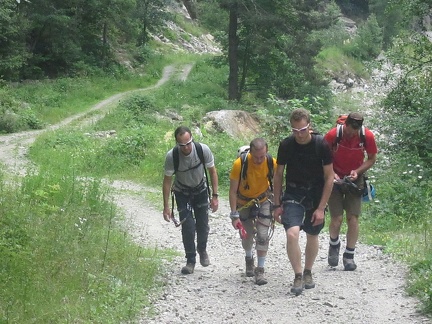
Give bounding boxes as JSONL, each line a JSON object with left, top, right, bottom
{"left": 164, "top": 142, "right": 214, "bottom": 191}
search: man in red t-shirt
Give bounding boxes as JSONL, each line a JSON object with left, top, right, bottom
{"left": 324, "top": 113, "right": 378, "bottom": 271}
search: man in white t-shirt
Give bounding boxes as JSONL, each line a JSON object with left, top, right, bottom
{"left": 162, "top": 126, "right": 219, "bottom": 274}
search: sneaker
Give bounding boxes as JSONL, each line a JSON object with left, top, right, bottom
{"left": 254, "top": 267, "right": 268, "bottom": 285}
{"left": 198, "top": 250, "right": 210, "bottom": 267}
{"left": 181, "top": 263, "right": 195, "bottom": 274}
{"left": 245, "top": 256, "right": 255, "bottom": 277}
{"left": 343, "top": 257, "right": 357, "bottom": 271}
{"left": 303, "top": 270, "right": 315, "bottom": 289}
{"left": 328, "top": 244, "right": 340, "bottom": 267}
{"left": 290, "top": 274, "right": 303, "bottom": 296}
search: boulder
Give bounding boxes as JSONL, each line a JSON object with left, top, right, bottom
{"left": 203, "top": 110, "right": 260, "bottom": 140}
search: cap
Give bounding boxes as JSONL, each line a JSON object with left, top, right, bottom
{"left": 347, "top": 112, "right": 363, "bottom": 121}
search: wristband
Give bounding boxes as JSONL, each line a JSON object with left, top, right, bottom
{"left": 272, "top": 205, "right": 281, "bottom": 209}
{"left": 229, "top": 211, "right": 240, "bottom": 220}
{"left": 212, "top": 193, "right": 219, "bottom": 198}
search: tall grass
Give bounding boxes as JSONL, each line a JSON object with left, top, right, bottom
{"left": 0, "top": 166, "right": 174, "bottom": 322}
{"left": 2, "top": 47, "right": 432, "bottom": 321}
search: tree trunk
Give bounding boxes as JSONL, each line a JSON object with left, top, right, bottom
{"left": 228, "top": 4, "right": 239, "bottom": 101}
{"left": 182, "top": 0, "right": 197, "bottom": 20}
{"left": 238, "top": 37, "right": 250, "bottom": 100}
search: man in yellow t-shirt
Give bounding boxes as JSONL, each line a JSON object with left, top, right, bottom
{"left": 229, "top": 138, "right": 276, "bottom": 285}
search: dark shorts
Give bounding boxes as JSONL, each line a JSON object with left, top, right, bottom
{"left": 281, "top": 189, "right": 324, "bottom": 235}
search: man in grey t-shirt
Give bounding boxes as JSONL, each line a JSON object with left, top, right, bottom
{"left": 162, "top": 126, "right": 219, "bottom": 274}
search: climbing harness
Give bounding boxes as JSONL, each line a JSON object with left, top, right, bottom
{"left": 237, "top": 197, "right": 275, "bottom": 243}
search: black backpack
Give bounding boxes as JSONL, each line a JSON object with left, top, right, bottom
{"left": 237, "top": 146, "right": 274, "bottom": 192}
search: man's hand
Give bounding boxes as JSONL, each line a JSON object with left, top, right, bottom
{"left": 349, "top": 170, "right": 358, "bottom": 181}
{"left": 163, "top": 207, "right": 171, "bottom": 222}
{"left": 231, "top": 217, "right": 241, "bottom": 229}
{"left": 311, "top": 208, "right": 325, "bottom": 226}
{"left": 273, "top": 206, "right": 282, "bottom": 224}
{"left": 211, "top": 196, "right": 219, "bottom": 212}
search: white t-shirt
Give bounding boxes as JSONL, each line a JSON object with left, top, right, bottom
{"left": 164, "top": 142, "right": 214, "bottom": 190}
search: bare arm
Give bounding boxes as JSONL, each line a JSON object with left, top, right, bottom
{"left": 207, "top": 166, "right": 219, "bottom": 212}
{"left": 272, "top": 164, "right": 285, "bottom": 222}
{"left": 162, "top": 175, "right": 172, "bottom": 222}
{"left": 318, "top": 163, "right": 334, "bottom": 211}
{"left": 311, "top": 163, "right": 334, "bottom": 226}
{"left": 351, "top": 153, "right": 377, "bottom": 180}
{"left": 229, "top": 178, "right": 239, "bottom": 213}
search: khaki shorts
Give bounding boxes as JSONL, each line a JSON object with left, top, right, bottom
{"left": 328, "top": 186, "right": 362, "bottom": 217}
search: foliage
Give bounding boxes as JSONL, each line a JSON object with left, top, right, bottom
{"left": 217, "top": 0, "right": 339, "bottom": 101}
{"left": 260, "top": 94, "right": 333, "bottom": 146}
{"left": 0, "top": 88, "right": 45, "bottom": 133}
{"left": 0, "top": 167, "right": 171, "bottom": 322}
{"left": 2, "top": 0, "right": 432, "bottom": 318}
{"left": 0, "top": 0, "right": 174, "bottom": 80}
{"left": 381, "top": 32, "right": 432, "bottom": 168}
{"left": 407, "top": 258, "right": 432, "bottom": 313}
{"left": 342, "top": 14, "right": 383, "bottom": 61}
{"left": 315, "top": 47, "right": 369, "bottom": 80}
{"left": 369, "top": 0, "right": 404, "bottom": 48}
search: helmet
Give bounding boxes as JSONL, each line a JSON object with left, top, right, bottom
{"left": 362, "top": 184, "right": 376, "bottom": 202}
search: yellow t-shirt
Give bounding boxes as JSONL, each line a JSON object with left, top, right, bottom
{"left": 229, "top": 154, "right": 277, "bottom": 199}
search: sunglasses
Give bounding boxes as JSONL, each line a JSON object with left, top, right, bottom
{"left": 177, "top": 138, "right": 193, "bottom": 147}
{"left": 291, "top": 123, "right": 310, "bottom": 133}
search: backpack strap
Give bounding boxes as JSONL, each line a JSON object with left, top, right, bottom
{"left": 239, "top": 152, "right": 249, "bottom": 191}
{"left": 173, "top": 146, "right": 179, "bottom": 173}
{"left": 314, "top": 134, "right": 324, "bottom": 157}
{"left": 334, "top": 124, "right": 366, "bottom": 149}
{"left": 193, "top": 142, "right": 211, "bottom": 199}
{"left": 238, "top": 152, "right": 274, "bottom": 192}
{"left": 334, "top": 124, "right": 343, "bottom": 148}
{"left": 173, "top": 142, "right": 211, "bottom": 199}
{"left": 359, "top": 125, "right": 366, "bottom": 148}
{"left": 266, "top": 153, "right": 274, "bottom": 192}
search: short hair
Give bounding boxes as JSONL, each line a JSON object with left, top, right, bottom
{"left": 249, "top": 138, "right": 268, "bottom": 152}
{"left": 290, "top": 108, "right": 310, "bottom": 125}
{"left": 174, "top": 126, "right": 192, "bottom": 140}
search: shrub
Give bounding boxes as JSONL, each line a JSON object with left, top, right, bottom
{"left": 343, "top": 14, "right": 383, "bottom": 61}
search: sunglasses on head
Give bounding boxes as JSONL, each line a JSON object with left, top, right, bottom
{"left": 177, "top": 138, "right": 193, "bottom": 147}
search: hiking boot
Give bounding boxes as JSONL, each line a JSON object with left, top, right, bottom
{"left": 181, "top": 263, "right": 195, "bottom": 274}
{"left": 303, "top": 270, "right": 315, "bottom": 289}
{"left": 254, "top": 267, "right": 268, "bottom": 286}
{"left": 343, "top": 257, "right": 357, "bottom": 271}
{"left": 198, "top": 250, "right": 210, "bottom": 267}
{"left": 245, "top": 256, "right": 255, "bottom": 277}
{"left": 290, "top": 274, "right": 303, "bottom": 296}
{"left": 328, "top": 244, "right": 340, "bottom": 267}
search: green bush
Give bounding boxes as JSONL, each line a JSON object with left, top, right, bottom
{"left": 343, "top": 14, "right": 383, "bottom": 61}
{"left": 118, "top": 94, "right": 158, "bottom": 120}
{"left": 408, "top": 258, "right": 432, "bottom": 313}
{"left": 96, "top": 128, "right": 147, "bottom": 172}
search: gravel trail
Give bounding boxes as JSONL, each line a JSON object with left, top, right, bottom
{"left": 0, "top": 65, "right": 430, "bottom": 324}
{"left": 113, "top": 181, "right": 430, "bottom": 324}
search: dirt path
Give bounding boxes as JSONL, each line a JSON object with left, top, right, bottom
{"left": 119, "top": 178, "right": 429, "bottom": 324}
{"left": 0, "top": 65, "right": 430, "bottom": 324}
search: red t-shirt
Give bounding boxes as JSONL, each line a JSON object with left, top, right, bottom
{"left": 324, "top": 126, "right": 378, "bottom": 177}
